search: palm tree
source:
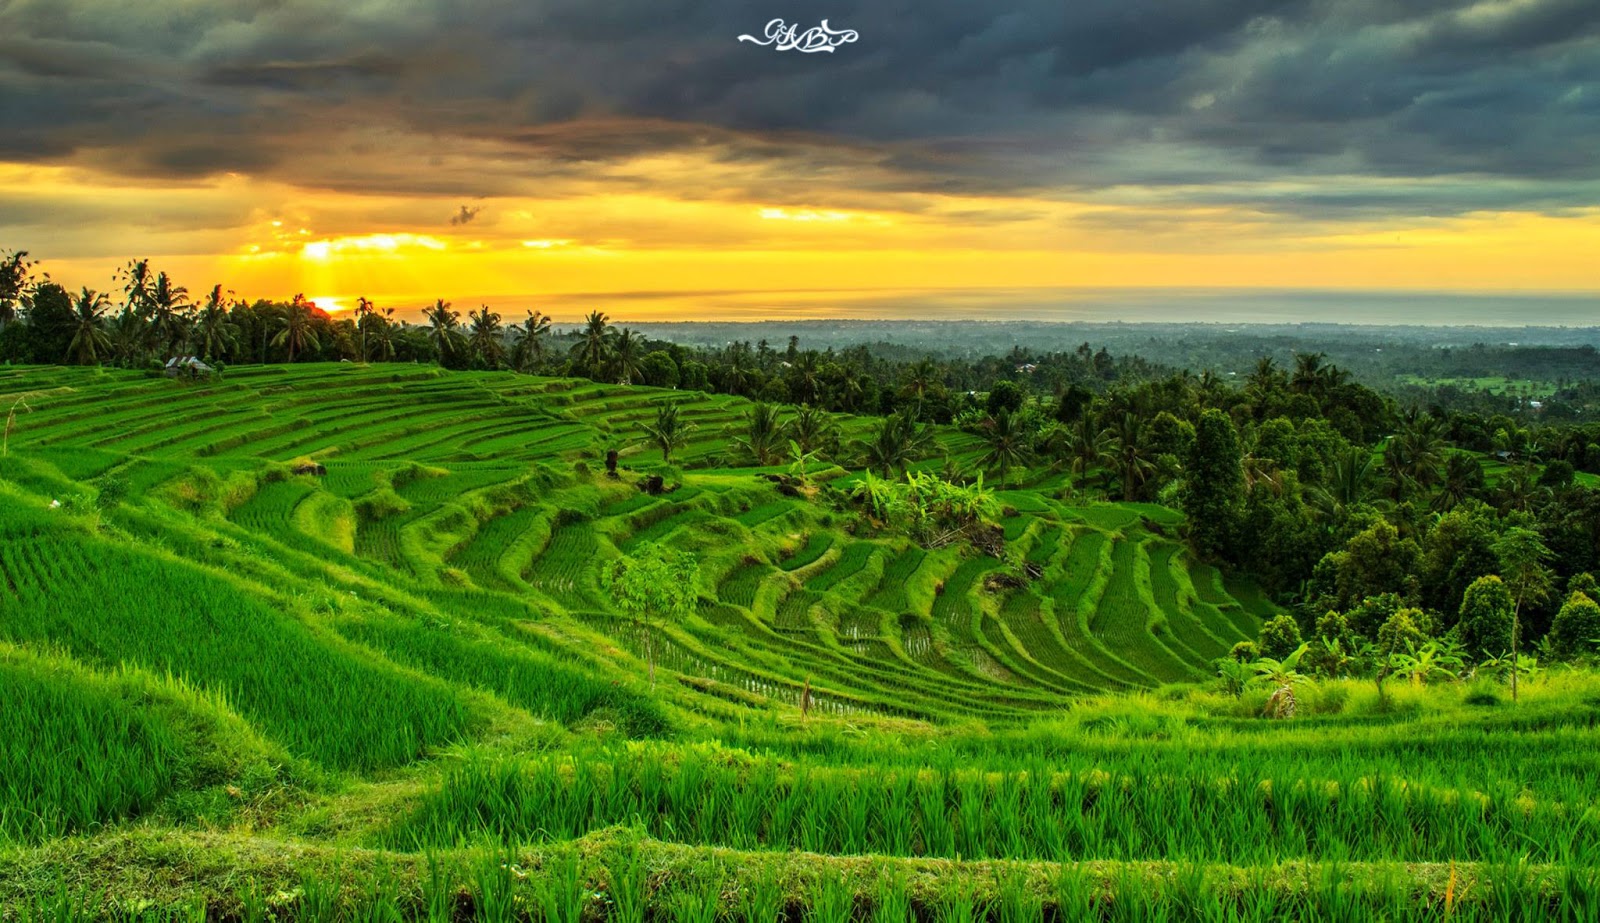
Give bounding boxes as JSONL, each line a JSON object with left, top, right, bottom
{"left": 790, "top": 404, "right": 839, "bottom": 458}
{"left": 721, "top": 352, "right": 752, "bottom": 396}
{"left": 641, "top": 402, "right": 693, "bottom": 462}
{"left": 1309, "top": 445, "right": 1382, "bottom": 520}
{"left": 192, "top": 285, "right": 238, "bottom": 362}
{"left": 1433, "top": 451, "right": 1481, "bottom": 512}
{"left": 1106, "top": 412, "right": 1154, "bottom": 501}
{"left": 370, "top": 308, "right": 399, "bottom": 362}
{"left": 0, "top": 249, "right": 34, "bottom": 331}
{"left": 424, "top": 299, "right": 463, "bottom": 363}
{"left": 573, "top": 310, "right": 613, "bottom": 379}
{"left": 1068, "top": 413, "right": 1115, "bottom": 496}
{"left": 116, "top": 258, "right": 153, "bottom": 320}
{"left": 467, "top": 306, "right": 505, "bottom": 368}
{"left": 65, "top": 288, "right": 111, "bottom": 365}
{"left": 148, "top": 271, "right": 190, "bottom": 355}
{"left": 732, "top": 402, "right": 788, "bottom": 466}
{"left": 788, "top": 350, "right": 822, "bottom": 405}
{"left": 613, "top": 328, "right": 643, "bottom": 385}
{"left": 980, "top": 408, "right": 1031, "bottom": 486}
{"left": 860, "top": 411, "right": 932, "bottom": 477}
{"left": 272, "top": 293, "right": 320, "bottom": 363}
{"left": 900, "top": 358, "right": 942, "bottom": 418}
{"left": 510, "top": 310, "right": 552, "bottom": 373}
{"left": 354, "top": 297, "right": 375, "bottom": 362}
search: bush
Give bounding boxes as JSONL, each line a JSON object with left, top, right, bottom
{"left": 1549, "top": 591, "right": 1600, "bottom": 659}
{"left": 1458, "top": 575, "right": 1514, "bottom": 660}
{"left": 1257, "top": 615, "right": 1302, "bottom": 660}
{"left": 1377, "top": 608, "right": 1430, "bottom": 652}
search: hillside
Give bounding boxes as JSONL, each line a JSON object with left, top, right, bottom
{"left": 4, "top": 364, "right": 1598, "bottom": 920}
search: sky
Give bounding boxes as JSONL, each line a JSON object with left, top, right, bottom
{"left": 1, "top": 0, "right": 1597, "bottom": 321}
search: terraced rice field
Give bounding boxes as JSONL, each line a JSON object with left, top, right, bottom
{"left": 3, "top": 364, "right": 1595, "bottom": 920}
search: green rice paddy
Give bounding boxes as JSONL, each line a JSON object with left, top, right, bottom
{"left": 1, "top": 364, "right": 1596, "bottom": 920}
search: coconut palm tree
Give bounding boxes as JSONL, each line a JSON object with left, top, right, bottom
{"left": 641, "top": 401, "right": 693, "bottom": 462}
{"left": 115, "top": 258, "right": 153, "bottom": 321}
{"left": 0, "top": 249, "right": 34, "bottom": 331}
{"left": 1068, "top": 412, "right": 1115, "bottom": 496}
{"left": 424, "top": 299, "right": 463, "bottom": 364}
{"left": 1106, "top": 412, "right": 1154, "bottom": 501}
{"left": 354, "top": 297, "right": 375, "bottom": 362}
{"left": 1309, "top": 445, "right": 1382, "bottom": 520}
{"left": 510, "top": 309, "right": 552, "bottom": 373}
{"left": 272, "top": 293, "right": 320, "bottom": 363}
{"left": 900, "top": 358, "right": 942, "bottom": 418}
{"left": 467, "top": 306, "right": 505, "bottom": 368}
{"left": 192, "top": 285, "right": 238, "bottom": 362}
{"left": 65, "top": 288, "right": 112, "bottom": 365}
{"left": 789, "top": 403, "right": 839, "bottom": 458}
{"left": 613, "top": 328, "right": 643, "bottom": 385}
{"left": 573, "top": 310, "right": 612, "bottom": 379}
{"left": 732, "top": 402, "right": 789, "bottom": 466}
{"left": 147, "top": 271, "right": 190, "bottom": 355}
{"left": 979, "top": 408, "right": 1031, "bottom": 486}
{"left": 788, "top": 350, "right": 822, "bottom": 405}
{"left": 1433, "top": 451, "right": 1482, "bottom": 512}
{"left": 369, "top": 308, "right": 399, "bottom": 362}
{"left": 860, "top": 411, "right": 933, "bottom": 477}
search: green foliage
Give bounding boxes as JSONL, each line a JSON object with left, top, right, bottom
{"left": 1256, "top": 614, "right": 1303, "bottom": 660}
{"left": 1180, "top": 409, "right": 1242, "bottom": 561}
{"left": 603, "top": 543, "right": 700, "bottom": 625}
{"left": 1549, "top": 591, "right": 1600, "bottom": 659}
{"left": 1458, "top": 575, "right": 1515, "bottom": 659}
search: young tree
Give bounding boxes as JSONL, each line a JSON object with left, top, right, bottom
{"left": 1493, "top": 527, "right": 1554, "bottom": 702}
{"left": 641, "top": 402, "right": 692, "bottom": 463}
{"left": 602, "top": 543, "right": 699, "bottom": 688}
{"left": 1181, "top": 409, "right": 1244, "bottom": 562}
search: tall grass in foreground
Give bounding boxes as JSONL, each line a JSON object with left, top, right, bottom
{"left": 396, "top": 743, "right": 1600, "bottom": 865}
{"left": 0, "top": 526, "right": 478, "bottom": 772}
{"left": 0, "top": 649, "right": 184, "bottom": 842}
{"left": 9, "top": 847, "right": 1600, "bottom": 922}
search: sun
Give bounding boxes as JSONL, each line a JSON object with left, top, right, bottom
{"left": 305, "top": 295, "right": 348, "bottom": 314}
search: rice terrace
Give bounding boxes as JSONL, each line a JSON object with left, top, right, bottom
{"left": 4, "top": 340, "right": 1600, "bottom": 921}
{"left": 6, "top": 0, "right": 1600, "bottom": 920}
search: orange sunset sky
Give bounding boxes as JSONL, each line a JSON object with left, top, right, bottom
{"left": 2, "top": 1, "right": 1597, "bottom": 320}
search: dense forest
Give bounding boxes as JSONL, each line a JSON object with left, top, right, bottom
{"left": 6, "top": 248, "right": 1600, "bottom": 679}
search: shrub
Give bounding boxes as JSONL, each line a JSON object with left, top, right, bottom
{"left": 1377, "top": 608, "right": 1430, "bottom": 652}
{"left": 1458, "top": 575, "right": 1514, "bottom": 660}
{"left": 1549, "top": 591, "right": 1600, "bottom": 659}
{"left": 1257, "top": 615, "right": 1302, "bottom": 660}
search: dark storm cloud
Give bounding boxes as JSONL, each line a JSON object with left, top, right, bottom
{"left": 0, "top": 0, "right": 1596, "bottom": 218}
